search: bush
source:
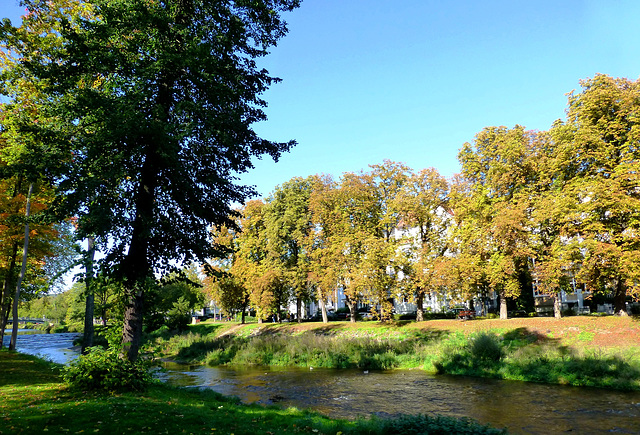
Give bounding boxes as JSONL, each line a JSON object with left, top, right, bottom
{"left": 166, "top": 296, "right": 192, "bottom": 332}
{"left": 471, "top": 333, "right": 503, "bottom": 362}
{"left": 379, "top": 414, "right": 507, "bottom": 434}
{"left": 63, "top": 347, "right": 153, "bottom": 392}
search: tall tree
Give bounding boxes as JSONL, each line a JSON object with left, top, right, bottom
{"left": 205, "top": 224, "right": 251, "bottom": 323}
{"left": 553, "top": 75, "right": 640, "bottom": 314}
{"left": 456, "top": 126, "right": 535, "bottom": 319}
{"left": 3, "top": 0, "right": 300, "bottom": 360}
{"left": 307, "top": 175, "right": 338, "bottom": 323}
{"left": 393, "top": 168, "right": 450, "bottom": 321}
{"left": 361, "top": 161, "right": 410, "bottom": 320}
{"left": 264, "top": 177, "right": 314, "bottom": 322}
{"left": 527, "top": 128, "right": 580, "bottom": 318}
{"left": 235, "top": 200, "right": 286, "bottom": 322}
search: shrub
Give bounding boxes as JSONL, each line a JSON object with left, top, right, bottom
{"left": 379, "top": 414, "right": 507, "bottom": 434}
{"left": 63, "top": 347, "right": 153, "bottom": 392}
{"left": 166, "top": 296, "right": 192, "bottom": 332}
{"left": 470, "top": 333, "right": 503, "bottom": 362}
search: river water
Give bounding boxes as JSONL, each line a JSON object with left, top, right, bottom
{"left": 6, "top": 332, "right": 640, "bottom": 434}
{"left": 2, "top": 330, "right": 81, "bottom": 364}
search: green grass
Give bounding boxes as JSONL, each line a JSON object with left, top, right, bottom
{"left": 0, "top": 349, "right": 505, "bottom": 435}
{"left": 148, "top": 322, "right": 640, "bottom": 391}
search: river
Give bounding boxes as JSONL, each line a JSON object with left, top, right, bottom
{"left": 2, "top": 329, "right": 80, "bottom": 364}
{"left": 6, "top": 332, "right": 640, "bottom": 434}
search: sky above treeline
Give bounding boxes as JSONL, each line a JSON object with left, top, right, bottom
{"left": 4, "top": 1, "right": 640, "bottom": 199}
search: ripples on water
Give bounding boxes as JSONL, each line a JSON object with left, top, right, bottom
{"left": 2, "top": 330, "right": 80, "bottom": 364}
{"left": 158, "top": 363, "right": 640, "bottom": 434}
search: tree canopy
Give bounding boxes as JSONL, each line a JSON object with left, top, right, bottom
{"left": 1, "top": 0, "right": 301, "bottom": 360}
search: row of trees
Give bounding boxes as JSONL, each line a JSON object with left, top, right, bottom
{"left": 1, "top": 0, "right": 301, "bottom": 361}
{"left": 19, "top": 265, "right": 204, "bottom": 333}
{"left": 207, "top": 74, "right": 640, "bottom": 321}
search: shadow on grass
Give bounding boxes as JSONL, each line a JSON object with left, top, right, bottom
{"left": 187, "top": 323, "right": 225, "bottom": 336}
{"left": 501, "top": 327, "right": 559, "bottom": 350}
{"left": 410, "top": 328, "right": 452, "bottom": 343}
{"left": 298, "top": 324, "right": 346, "bottom": 336}
{"left": 434, "top": 327, "right": 640, "bottom": 390}
{"left": 0, "top": 350, "right": 62, "bottom": 387}
{"left": 174, "top": 334, "right": 247, "bottom": 363}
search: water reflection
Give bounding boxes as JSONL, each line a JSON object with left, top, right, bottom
{"left": 159, "top": 363, "right": 640, "bottom": 435}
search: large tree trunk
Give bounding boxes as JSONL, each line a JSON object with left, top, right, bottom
{"left": 553, "top": 293, "right": 562, "bottom": 319}
{"left": 499, "top": 291, "right": 508, "bottom": 320}
{"left": 344, "top": 295, "right": 356, "bottom": 323}
{"left": 416, "top": 290, "right": 424, "bottom": 322}
{"left": 82, "top": 236, "right": 96, "bottom": 354}
{"left": 296, "top": 297, "right": 302, "bottom": 323}
{"left": 121, "top": 288, "right": 144, "bottom": 361}
{"left": 10, "top": 183, "right": 33, "bottom": 351}
{"left": 319, "top": 297, "right": 328, "bottom": 323}
{"left": 613, "top": 278, "right": 628, "bottom": 316}
{"left": 120, "top": 151, "right": 156, "bottom": 362}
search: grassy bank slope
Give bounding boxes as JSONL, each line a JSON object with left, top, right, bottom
{"left": 148, "top": 316, "right": 640, "bottom": 390}
{"left": 0, "top": 350, "right": 504, "bottom": 435}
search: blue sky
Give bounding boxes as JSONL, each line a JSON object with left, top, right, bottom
{"left": 5, "top": 1, "right": 640, "bottom": 199}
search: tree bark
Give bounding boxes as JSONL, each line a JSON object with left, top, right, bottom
{"left": 0, "top": 243, "right": 19, "bottom": 349}
{"left": 499, "top": 291, "right": 508, "bottom": 320}
{"left": 553, "top": 293, "right": 562, "bottom": 319}
{"left": 121, "top": 288, "right": 144, "bottom": 361}
{"left": 416, "top": 291, "right": 424, "bottom": 322}
{"left": 344, "top": 295, "right": 356, "bottom": 323}
{"left": 296, "top": 297, "right": 302, "bottom": 323}
{"left": 319, "top": 297, "right": 328, "bottom": 323}
{"left": 10, "top": 182, "right": 33, "bottom": 351}
{"left": 613, "top": 278, "right": 628, "bottom": 316}
{"left": 120, "top": 149, "right": 156, "bottom": 361}
{"left": 81, "top": 236, "right": 96, "bottom": 354}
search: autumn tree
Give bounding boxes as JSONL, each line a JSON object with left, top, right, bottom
{"left": 234, "top": 200, "right": 287, "bottom": 322}
{"left": 2, "top": 0, "right": 301, "bottom": 360}
{"left": 309, "top": 173, "right": 367, "bottom": 322}
{"left": 552, "top": 75, "right": 640, "bottom": 315}
{"left": 393, "top": 168, "right": 450, "bottom": 321}
{"left": 307, "top": 175, "right": 339, "bottom": 323}
{"left": 264, "top": 177, "right": 314, "bottom": 322}
{"left": 357, "top": 161, "right": 410, "bottom": 320}
{"left": 204, "top": 224, "right": 251, "bottom": 323}
{"left": 455, "top": 126, "right": 535, "bottom": 319}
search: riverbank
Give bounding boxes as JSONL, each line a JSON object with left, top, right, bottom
{"left": 0, "top": 349, "right": 504, "bottom": 434}
{"left": 147, "top": 316, "right": 640, "bottom": 391}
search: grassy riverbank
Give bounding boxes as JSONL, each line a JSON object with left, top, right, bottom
{"left": 0, "top": 349, "right": 505, "bottom": 434}
{"left": 148, "top": 316, "right": 640, "bottom": 391}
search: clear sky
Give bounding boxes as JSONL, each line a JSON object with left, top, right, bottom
{"left": 4, "top": 1, "right": 640, "bottom": 199}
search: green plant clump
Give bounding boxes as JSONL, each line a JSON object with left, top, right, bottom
{"left": 471, "top": 333, "right": 503, "bottom": 362}
{"left": 63, "top": 347, "right": 153, "bottom": 392}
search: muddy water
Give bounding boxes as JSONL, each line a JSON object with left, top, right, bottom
{"left": 6, "top": 333, "right": 640, "bottom": 434}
